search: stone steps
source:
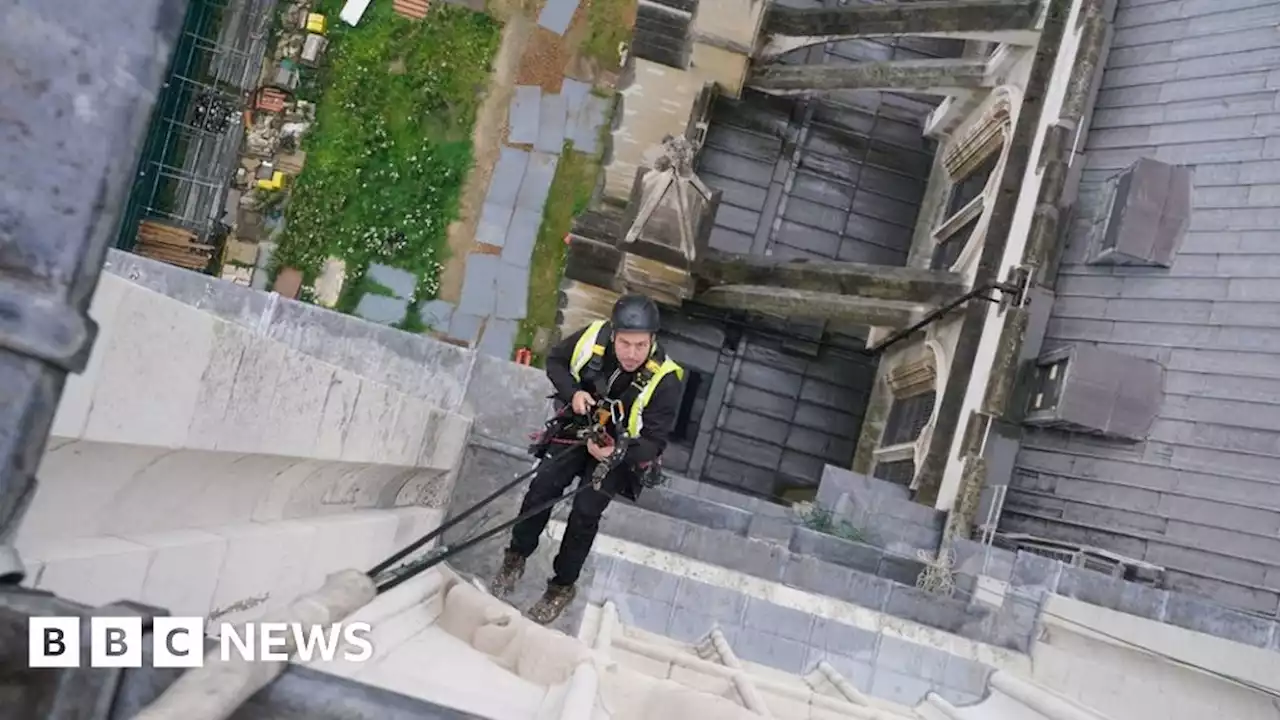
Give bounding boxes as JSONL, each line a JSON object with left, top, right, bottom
{"left": 587, "top": 499, "right": 1037, "bottom": 653}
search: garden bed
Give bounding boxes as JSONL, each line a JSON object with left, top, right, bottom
{"left": 271, "top": 0, "right": 501, "bottom": 320}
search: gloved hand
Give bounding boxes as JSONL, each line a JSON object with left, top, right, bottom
{"left": 571, "top": 391, "right": 596, "bottom": 415}
{"left": 587, "top": 435, "right": 615, "bottom": 462}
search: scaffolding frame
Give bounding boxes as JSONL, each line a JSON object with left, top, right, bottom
{"left": 116, "top": 0, "right": 280, "bottom": 256}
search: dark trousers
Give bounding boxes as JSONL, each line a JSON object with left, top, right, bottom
{"left": 507, "top": 447, "right": 620, "bottom": 587}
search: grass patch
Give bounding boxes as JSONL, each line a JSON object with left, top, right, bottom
{"left": 580, "top": 0, "right": 635, "bottom": 72}
{"left": 272, "top": 1, "right": 501, "bottom": 308}
{"left": 798, "top": 502, "right": 872, "bottom": 545}
{"left": 515, "top": 145, "right": 599, "bottom": 366}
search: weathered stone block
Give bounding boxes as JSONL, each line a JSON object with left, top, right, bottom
{"left": 635, "top": 486, "right": 753, "bottom": 534}
{"left": 789, "top": 526, "right": 883, "bottom": 574}
{"left": 818, "top": 465, "right": 908, "bottom": 509}
{"left": 883, "top": 585, "right": 993, "bottom": 638}
{"left": 941, "top": 654, "right": 992, "bottom": 695}
{"left": 876, "top": 552, "right": 926, "bottom": 586}
{"left": 462, "top": 354, "right": 553, "bottom": 446}
{"left": 744, "top": 597, "right": 815, "bottom": 642}
{"left": 679, "top": 524, "right": 790, "bottom": 581}
{"left": 611, "top": 592, "right": 674, "bottom": 634}
{"left": 674, "top": 577, "right": 746, "bottom": 625}
{"left": 694, "top": 481, "right": 765, "bottom": 513}
{"left": 1056, "top": 565, "right": 1123, "bottom": 609}
{"left": 808, "top": 617, "right": 879, "bottom": 662}
{"left": 783, "top": 554, "right": 892, "bottom": 610}
{"left": 1115, "top": 580, "right": 1167, "bottom": 621}
{"left": 953, "top": 572, "right": 978, "bottom": 599}
{"left": 951, "top": 538, "right": 1017, "bottom": 582}
{"left": 667, "top": 609, "right": 725, "bottom": 643}
{"left": 300, "top": 512, "right": 399, "bottom": 594}
{"left": 747, "top": 512, "right": 796, "bottom": 545}
{"left": 208, "top": 521, "right": 316, "bottom": 626}
{"left": 864, "top": 517, "right": 943, "bottom": 555}
{"left": 27, "top": 536, "right": 152, "bottom": 609}
{"left": 600, "top": 504, "right": 688, "bottom": 554}
{"left": 732, "top": 628, "right": 809, "bottom": 674}
{"left": 1008, "top": 551, "right": 1062, "bottom": 601}
{"left": 610, "top": 558, "right": 681, "bottom": 603}
{"left": 874, "top": 635, "right": 949, "bottom": 684}
{"left": 128, "top": 529, "right": 228, "bottom": 617}
{"left": 984, "top": 595, "right": 1040, "bottom": 652}
{"left": 1163, "top": 591, "right": 1275, "bottom": 649}
{"left": 82, "top": 283, "right": 215, "bottom": 449}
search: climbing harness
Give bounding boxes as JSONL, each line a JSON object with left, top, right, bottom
{"left": 568, "top": 320, "right": 685, "bottom": 438}
{"left": 366, "top": 397, "right": 630, "bottom": 596}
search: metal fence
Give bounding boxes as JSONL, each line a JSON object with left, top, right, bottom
{"left": 115, "top": 0, "right": 277, "bottom": 256}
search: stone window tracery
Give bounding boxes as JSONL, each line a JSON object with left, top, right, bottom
{"left": 929, "top": 89, "right": 1015, "bottom": 272}
{"left": 872, "top": 356, "right": 938, "bottom": 487}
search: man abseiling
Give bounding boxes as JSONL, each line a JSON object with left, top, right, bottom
{"left": 492, "top": 293, "right": 684, "bottom": 624}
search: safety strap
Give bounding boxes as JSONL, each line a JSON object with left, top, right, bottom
{"left": 567, "top": 319, "right": 684, "bottom": 439}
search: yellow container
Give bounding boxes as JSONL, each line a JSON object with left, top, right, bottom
{"left": 306, "top": 13, "right": 326, "bottom": 34}
{"left": 257, "top": 171, "right": 285, "bottom": 191}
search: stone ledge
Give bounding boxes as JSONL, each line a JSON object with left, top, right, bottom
{"left": 584, "top": 552, "right": 1003, "bottom": 708}
{"left": 956, "top": 539, "right": 1280, "bottom": 653}
{"left": 593, "top": 502, "right": 1036, "bottom": 650}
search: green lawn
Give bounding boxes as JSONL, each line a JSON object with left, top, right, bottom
{"left": 580, "top": 0, "right": 635, "bottom": 72}
{"left": 271, "top": 1, "right": 501, "bottom": 316}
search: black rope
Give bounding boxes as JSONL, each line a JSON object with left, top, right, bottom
{"left": 366, "top": 442, "right": 581, "bottom": 579}
{"left": 373, "top": 482, "right": 597, "bottom": 595}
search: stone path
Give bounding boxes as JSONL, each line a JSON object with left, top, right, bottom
{"left": 355, "top": 2, "right": 610, "bottom": 361}
{"left": 422, "top": 78, "right": 608, "bottom": 360}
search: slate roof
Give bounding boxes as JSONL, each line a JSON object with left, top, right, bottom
{"left": 1003, "top": 0, "right": 1280, "bottom": 617}
{"left": 660, "top": 5, "right": 962, "bottom": 498}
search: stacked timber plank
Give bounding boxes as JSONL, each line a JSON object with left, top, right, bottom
{"left": 393, "top": 0, "right": 430, "bottom": 19}
{"left": 135, "top": 220, "right": 215, "bottom": 271}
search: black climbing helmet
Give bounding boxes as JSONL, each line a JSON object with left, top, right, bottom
{"left": 611, "top": 293, "right": 661, "bottom": 333}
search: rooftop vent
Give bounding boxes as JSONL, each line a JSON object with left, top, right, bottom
{"left": 1087, "top": 157, "right": 1193, "bottom": 268}
{"left": 1023, "top": 344, "right": 1163, "bottom": 441}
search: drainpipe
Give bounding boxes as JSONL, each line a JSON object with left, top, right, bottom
{"left": 0, "top": 0, "right": 189, "bottom": 582}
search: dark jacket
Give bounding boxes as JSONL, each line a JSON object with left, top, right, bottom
{"left": 545, "top": 325, "right": 684, "bottom": 468}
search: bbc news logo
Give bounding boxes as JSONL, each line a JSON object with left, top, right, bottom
{"left": 29, "top": 616, "right": 374, "bottom": 668}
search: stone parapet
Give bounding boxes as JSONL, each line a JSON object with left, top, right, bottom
{"left": 953, "top": 539, "right": 1280, "bottom": 654}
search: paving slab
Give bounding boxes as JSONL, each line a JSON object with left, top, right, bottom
{"left": 508, "top": 86, "right": 542, "bottom": 145}
{"left": 448, "top": 311, "right": 484, "bottom": 345}
{"left": 365, "top": 262, "right": 418, "bottom": 299}
{"left": 494, "top": 261, "right": 530, "bottom": 320}
{"left": 479, "top": 318, "right": 519, "bottom": 359}
{"left": 562, "top": 78, "right": 591, "bottom": 128}
{"left": 456, "top": 253, "right": 500, "bottom": 316}
{"left": 570, "top": 94, "right": 610, "bottom": 154}
{"left": 476, "top": 201, "right": 516, "bottom": 247}
{"left": 535, "top": 93, "right": 568, "bottom": 155}
{"left": 501, "top": 207, "right": 542, "bottom": 269}
{"left": 536, "top": 0, "right": 578, "bottom": 35}
{"left": 516, "top": 152, "right": 559, "bottom": 212}
{"left": 418, "top": 299, "right": 455, "bottom": 331}
{"left": 489, "top": 147, "right": 530, "bottom": 206}
{"left": 354, "top": 294, "right": 409, "bottom": 325}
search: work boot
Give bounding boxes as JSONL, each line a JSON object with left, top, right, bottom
{"left": 528, "top": 582, "right": 576, "bottom": 625}
{"left": 490, "top": 550, "right": 526, "bottom": 600}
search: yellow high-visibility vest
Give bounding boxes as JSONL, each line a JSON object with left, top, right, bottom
{"left": 568, "top": 320, "right": 684, "bottom": 438}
